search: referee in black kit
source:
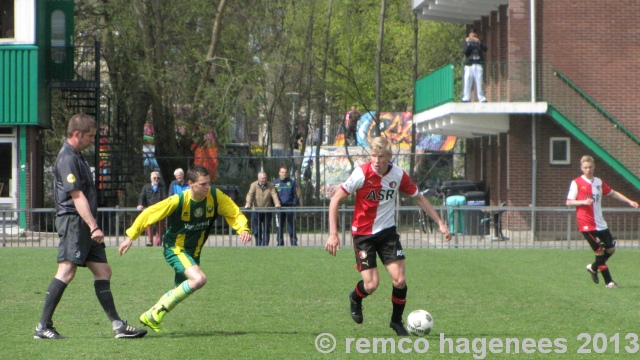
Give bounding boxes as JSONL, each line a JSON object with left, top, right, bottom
{"left": 34, "top": 113, "right": 147, "bottom": 340}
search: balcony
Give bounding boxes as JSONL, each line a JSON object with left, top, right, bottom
{"left": 413, "top": 60, "right": 640, "bottom": 189}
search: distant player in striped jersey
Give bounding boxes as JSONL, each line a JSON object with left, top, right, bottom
{"left": 325, "top": 136, "right": 451, "bottom": 335}
{"left": 566, "top": 155, "right": 638, "bottom": 288}
{"left": 118, "top": 165, "right": 252, "bottom": 332}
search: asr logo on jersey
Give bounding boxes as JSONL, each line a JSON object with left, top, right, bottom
{"left": 365, "top": 189, "right": 395, "bottom": 201}
{"left": 67, "top": 174, "right": 76, "bottom": 183}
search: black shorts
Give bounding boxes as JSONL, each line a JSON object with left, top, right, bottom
{"left": 55, "top": 214, "right": 108, "bottom": 266}
{"left": 582, "top": 229, "right": 616, "bottom": 252}
{"left": 352, "top": 226, "right": 405, "bottom": 272}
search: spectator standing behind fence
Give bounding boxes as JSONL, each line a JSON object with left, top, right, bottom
{"left": 138, "top": 171, "right": 167, "bottom": 246}
{"left": 34, "top": 113, "right": 146, "bottom": 340}
{"left": 274, "top": 167, "right": 300, "bottom": 246}
{"left": 245, "top": 172, "right": 281, "bottom": 246}
{"left": 566, "top": 155, "right": 638, "bottom": 289}
{"left": 168, "top": 168, "right": 190, "bottom": 196}
{"left": 346, "top": 106, "right": 360, "bottom": 146}
{"left": 462, "top": 30, "right": 487, "bottom": 103}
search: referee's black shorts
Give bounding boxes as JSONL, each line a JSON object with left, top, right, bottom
{"left": 55, "top": 214, "right": 108, "bottom": 266}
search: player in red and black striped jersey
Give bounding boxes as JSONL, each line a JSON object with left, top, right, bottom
{"left": 566, "top": 155, "right": 638, "bottom": 288}
{"left": 325, "top": 136, "right": 451, "bottom": 336}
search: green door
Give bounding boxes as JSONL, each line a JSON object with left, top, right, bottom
{"left": 45, "top": 0, "right": 74, "bottom": 80}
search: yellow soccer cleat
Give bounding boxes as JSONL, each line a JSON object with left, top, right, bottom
{"left": 139, "top": 306, "right": 167, "bottom": 332}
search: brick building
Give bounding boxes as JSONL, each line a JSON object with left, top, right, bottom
{"left": 412, "top": 0, "right": 640, "bottom": 237}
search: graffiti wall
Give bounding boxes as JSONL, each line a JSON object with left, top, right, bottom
{"left": 303, "top": 112, "right": 456, "bottom": 197}
{"left": 302, "top": 146, "right": 429, "bottom": 199}
{"left": 335, "top": 111, "right": 456, "bottom": 152}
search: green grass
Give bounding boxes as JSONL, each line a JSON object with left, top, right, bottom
{"left": 2, "top": 247, "right": 640, "bottom": 359}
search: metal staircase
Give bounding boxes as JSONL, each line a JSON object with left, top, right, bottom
{"left": 540, "top": 64, "right": 640, "bottom": 191}
{"left": 48, "top": 42, "right": 133, "bottom": 206}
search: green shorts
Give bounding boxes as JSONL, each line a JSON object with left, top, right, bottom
{"left": 55, "top": 214, "right": 108, "bottom": 266}
{"left": 164, "top": 246, "right": 201, "bottom": 286}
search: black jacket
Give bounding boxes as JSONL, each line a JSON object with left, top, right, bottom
{"left": 463, "top": 39, "right": 487, "bottom": 65}
{"left": 139, "top": 183, "right": 167, "bottom": 207}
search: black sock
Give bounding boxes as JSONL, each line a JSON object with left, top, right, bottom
{"left": 39, "top": 278, "right": 67, "bottom": 327}
{"left": 352, "top": 280, "right": 368, "bottom": 302}
{"left": 598, "top": 264, "right": 613, "bottom": 284}
{"left": 601, "top": 251, "right": 615, "bottom": 283}
{"left": 391, "top": 285, "right": 408, "bottom": 323}
{"left": 591, "top": 255, "right": 606, "bottom": 272}
{"left": 94, "top": 280, "right": 121, "bottom": 322}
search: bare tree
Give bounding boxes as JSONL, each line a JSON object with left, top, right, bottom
{"left": 312, "top": 0, "right": 334, "bottom": 200}
{"left": 374, "top": 0, "right": 387, "bottom": 137}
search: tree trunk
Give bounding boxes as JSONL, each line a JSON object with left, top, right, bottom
{"left": 192, "top": 0, "right": 228, "bottom": 108}
{"left": 374, "top": 0, "right": 387, "bottom": 137}
{"left": 313, "top": 0, "right": 333, "bottom": 201}
{"left": 410, "top": 10, "right": 419, "bottom": 177}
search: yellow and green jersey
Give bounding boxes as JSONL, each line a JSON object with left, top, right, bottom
{"left": 126, "top": 187, "right": 249, "bottom": 257}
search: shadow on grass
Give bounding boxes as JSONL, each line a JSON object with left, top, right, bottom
{"left": 157, "top": 329, "right": 303, "bottom": 338}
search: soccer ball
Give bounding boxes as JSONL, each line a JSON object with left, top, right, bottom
{"left": 406, "top": 309, "right": 434, "bottom": 336}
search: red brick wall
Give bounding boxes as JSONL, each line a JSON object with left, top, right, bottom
{"left": 26, "top": 127, "right": 44, "bottom": 209}
{"left": 506, "top": 115, "right": 533, "bottom": 207}
{"left": 539, "top": 0, "right": 640, "bottom": 134}
{"left": 507, "top": 0, "right": 531, "bottom": 64}
{"left": 535, "top": 116, "right": 638, "bottom": 208}
{"left": 464, "top": 1, "right": 640, "bottom": 230}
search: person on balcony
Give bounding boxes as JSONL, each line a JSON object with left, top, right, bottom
{"left": 462, "top": 30, "right": 487, "bottom": 103}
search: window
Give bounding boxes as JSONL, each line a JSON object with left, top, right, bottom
{"left": 0, "top": 0, "right": 35, "bottom": 44}
{"left": 51, "top": 9, "right": 66, "bottom": 63}
{"left": 550, "top": 137, "right": 570, "bottom": 165}
{"left": 0, "top": 0, "right": 14, "bottom": 38}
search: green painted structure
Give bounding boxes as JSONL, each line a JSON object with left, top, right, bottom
{"left": 0, "top": 0, "right": 75, "bottom": 226}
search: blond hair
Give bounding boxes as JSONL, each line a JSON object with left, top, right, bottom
{"left": 580, "top": 155, "right": 594, "bottom": 165}
{"left": 370, "top": 136, "right": 392, "bottom": 157}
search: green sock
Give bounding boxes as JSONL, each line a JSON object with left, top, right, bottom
{"left": 157, "top": 280, "right": 195, "bottom": 312}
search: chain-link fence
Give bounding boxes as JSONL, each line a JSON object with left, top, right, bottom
{"left": 42, "top": 151, "right": 462, "bottom": 209}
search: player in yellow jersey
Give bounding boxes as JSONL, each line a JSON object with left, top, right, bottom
{"left": 119, "top": 165, "right": 252, "bottom": 332}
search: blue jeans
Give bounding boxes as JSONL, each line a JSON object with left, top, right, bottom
{"left": 277, "top": 208, "right": 298, "bottom": 246}
{"left": 252, "top": 212, "right": 272, "bottom": 246}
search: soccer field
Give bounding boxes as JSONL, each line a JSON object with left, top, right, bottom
{"left": 2, "top": 247, "right": 639, "bottom": 359}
